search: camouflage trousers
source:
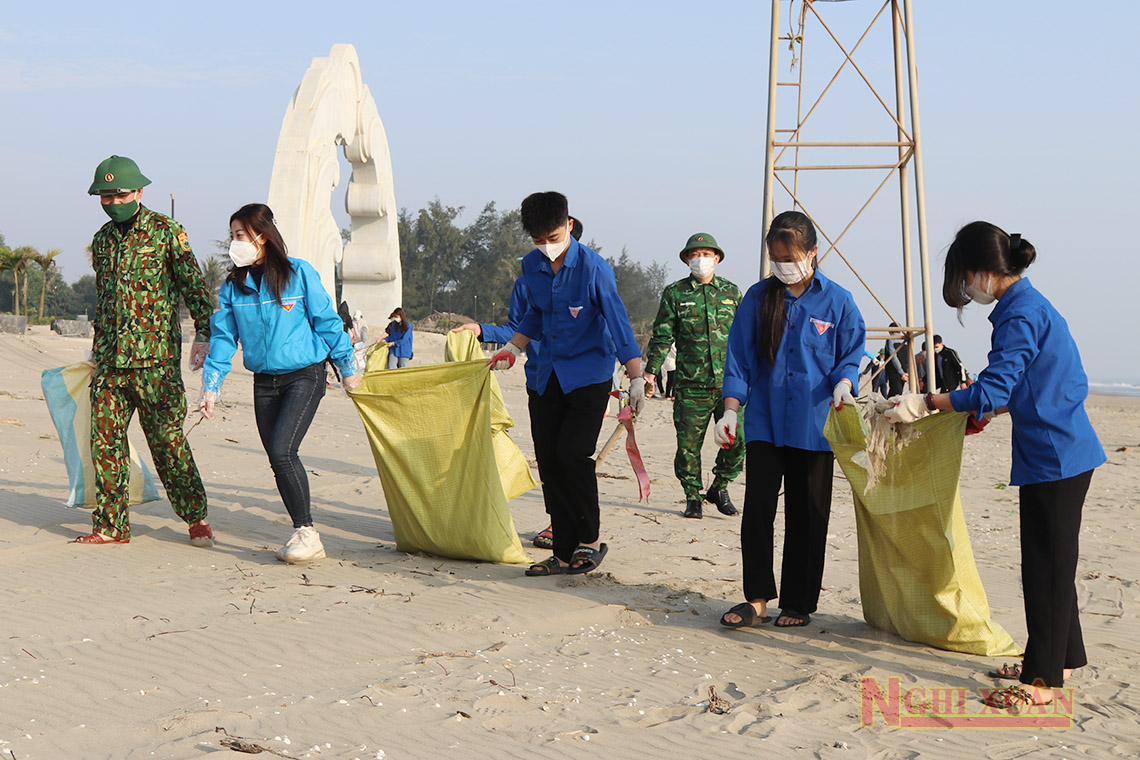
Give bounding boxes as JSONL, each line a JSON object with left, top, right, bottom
{"left": 672, "top": 386, "right": 745, "bottom": 499}
{"left": 90, "top": 363, "right": 207, "bottom": 539}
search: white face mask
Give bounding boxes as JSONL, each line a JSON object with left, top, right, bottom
{"left": 689, "top": 256, "right": 716, "bottom": 279}
{"left": 771, "top": 257, "right": 813, "bottom": 285}
{"left": 228, "top": 236, "right": 261, "bottom": 268}
{"left": 536, "top": 225, "right": 572, "bottom": 261}
{"left": 965, "top": 273, "right": 996, "bottom": 305}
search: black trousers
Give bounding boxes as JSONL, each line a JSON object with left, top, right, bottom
{"left": 1018, "top": 470, "right": 1093, "bottom": 688}
{"left": 253, "top": 362, "right": 327, "bottom": 528}
{"left": 528, "top": 373, "right": 611, "bottom": 564}
{"left": 741, "top": 440, "right": 834, "bottom": 614}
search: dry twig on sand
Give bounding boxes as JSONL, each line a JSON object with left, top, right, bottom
{"left": 707, "top": 685, "right": 731, "bottom": 714}
{"left": 215, "top": 727, "right": 300, "bottom": 758}
{"left": 417, "top": 650, "right": 474, "bottom": 664}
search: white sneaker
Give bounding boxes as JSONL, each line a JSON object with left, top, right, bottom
{"left": 274, "top": 526, "right": 326, "bottom": 563}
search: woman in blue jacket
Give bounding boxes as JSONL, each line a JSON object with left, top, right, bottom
{"left": 385, "top": 307, "right": 413, "bottom": 369}
{"left": 715, "top": 211, "right": 865, "bottom": 629}
{"left": 199, "top": 203, "right": 361, "bottom": 563}
{"left": 887, "top": 222, "right": 1105, "bottom": 710}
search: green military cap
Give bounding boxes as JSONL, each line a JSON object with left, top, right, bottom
{"left": 88, "top": 155, "right": 151, "bottom": 195}
{"left": 679, "top": 232, "right": 724, "bottom": 262}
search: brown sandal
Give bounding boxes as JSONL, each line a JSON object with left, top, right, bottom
{"left": 987, "top": 662, "right": 1022, "bottom": 680}
{"left": 984, "top": 685, "right": 1051, "bottom": 713}
{"left": 74, "top": 533, "right": 129, "bottom": 545}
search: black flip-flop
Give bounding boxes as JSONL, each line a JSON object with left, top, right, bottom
{"left": 532, "top": 527, "right": 554, "bottom": 550}
{"left": 566, "top": 543, "right": 608, "bottom": 575}
{"left": 525, "top": 556, "right": 565, "bottom": 576}
{"left": 719, "top": 602, "right": 771, "bottom": 628}
{"left": 773, "top": 609, "right": 811, "bottom": 627}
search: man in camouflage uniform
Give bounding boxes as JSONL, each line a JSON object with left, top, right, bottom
{"left": 79, "top": 155, "right": 215, "bottom": 546}
{"left": 644, "top": 233, "right": 744, "bottom": 519}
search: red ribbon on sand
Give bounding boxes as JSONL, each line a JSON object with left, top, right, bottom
{"left": 617, "top": 405, "right": 651, "bottom": 502}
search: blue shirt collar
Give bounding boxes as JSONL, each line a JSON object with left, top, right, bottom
{"left": 989, "top": 276, "right": 1030, "bottom": 324}
{"left": 771, "top": 270, "right": 829, "bottom": 298}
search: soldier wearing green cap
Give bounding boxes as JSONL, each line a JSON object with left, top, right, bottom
{"left": 644, "top": 233, "right": 745, "bottom": 519}
{"left": 78, "top": 155, "right": 215, "bottom": 546}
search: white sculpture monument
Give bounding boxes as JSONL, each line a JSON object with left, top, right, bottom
{"left": 267, "top": 44, "right": 400, "bottom": 322}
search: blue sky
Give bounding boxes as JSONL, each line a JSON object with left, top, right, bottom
{"left": 2, "top": 1, "right": 1138, "bottom": 382}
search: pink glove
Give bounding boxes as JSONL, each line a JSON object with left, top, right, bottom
{"left": 488, "top": 342, "right": 523, "bottom": 371}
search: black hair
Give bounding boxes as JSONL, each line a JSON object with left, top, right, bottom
{"left": 943, "top": 221, "right": 1036, "bottom": 312}
{"left": 570, "top": 216, "right": 583, "bottom": 241}
{"left": 387, "top": 307, "right": 408, "bottom": 335}
{"left": 759, "top": 211, "right": 817, "bottom": 366}
{"left": 933, "top": 334, "right": 943, "bottom": 344}
{"left": 520, "top": 192, "right": 569, "bottom": 238}
{"left": 227, "top": 203, "right": 293, "bottom": 305}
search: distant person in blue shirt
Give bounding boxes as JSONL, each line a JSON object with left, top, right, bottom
{"left": 716, "top": 211, "right": 865, "bottom": 630}
{"left": 488, "top": 192, "right": 644, "bottom": 577}
{"left": 384, "top": 307, "right": 413, "bottom": 368}
{"left": 887, "top": 222, "right": 1105, "bottom": 710}
{"left": 199, "top": 203, "right": 361, "bottom": 564}
{"left": 453, "top": 217, "right": 584, "bottom": 551}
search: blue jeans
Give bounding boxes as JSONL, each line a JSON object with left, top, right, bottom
{"left": 387, "top": 354, "right": 410, "bottom": 369}
{"left": 253, "top": 362, "right": 326, "bottom": 528}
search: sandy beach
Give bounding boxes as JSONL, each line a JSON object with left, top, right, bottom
{"left": 1, "top": 325, "right": 1138, "bottom": 759}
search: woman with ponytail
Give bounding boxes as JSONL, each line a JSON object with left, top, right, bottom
{"left": 716, "top": 211, "right": 865, "bottom": 629}
{"left": 886, "top": 221, "right": 1105, "bottom": 710}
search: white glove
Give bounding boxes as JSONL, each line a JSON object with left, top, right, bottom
{"left": 832, "top": 379, "right": 856, "bottom": 410}
{"left": 488, "top": 342, "right": 524, "bottom": 371}
{"left": 628, "top": 377, "right": 646, "bottom": 415}
{"left": 189, "top": 340, "right": 209, "bottom": 371}
{"left": 884, "top": 393, "right": 930, "bottom": 424}
{"left": 713, "top": 408, "right": 738, "bottom": 448}
{"left": 198, "top": 390, "right": 218, "bottom": 421}
{"left": 342, "top": 372, "right": 362, "bottom": 392}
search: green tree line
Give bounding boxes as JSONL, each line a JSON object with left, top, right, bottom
{"left": 2, "top": 200, "right": 668, "bottom": 341}
{"left": 396, "top": 199, "right": 669, "bottom": 340}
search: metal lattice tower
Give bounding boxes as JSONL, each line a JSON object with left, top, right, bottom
{"left": 760, "top": 0, "right": 934, "bottom": 387}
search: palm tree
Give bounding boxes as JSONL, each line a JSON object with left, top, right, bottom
{"left": 7, "top": 246, "right": 36, "bottom": 317}
{"left": 200, "top": 255, "right": 228, "bottom": 310}
{"left": 0, "top": 248, "right": 14, "bottom": 313}
{"left": 35, "top": 249, "right": 62, "bottom": 320}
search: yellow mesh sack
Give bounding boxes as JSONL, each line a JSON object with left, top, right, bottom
{"left": 364, "top": 342, "right": 389, "bottom": 373}
{"left": 444, "top": 331, "right": 539, "bottom": 502}
{"left": 349, "top": 342, "right": 533, "bottom": 564}
{"left": 824, "top": 405, "right": 1022, "bottom": 656}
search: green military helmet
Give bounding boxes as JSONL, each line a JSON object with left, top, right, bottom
{"left": 679, "top": 232, "right": 724, "bottom": 262}
{"left": 87, "top": 155, "right": 151, "bottom": 195}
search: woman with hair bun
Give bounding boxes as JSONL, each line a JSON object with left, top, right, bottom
{"left": 199, "top": 203, "right": 362, "bottom": 564}
{"left": 887, "top": 221, "right": 1105, "bottom": 710}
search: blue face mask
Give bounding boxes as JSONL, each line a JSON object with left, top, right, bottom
{"left": 102, "top": 199, "right": 138, "bottom": 223}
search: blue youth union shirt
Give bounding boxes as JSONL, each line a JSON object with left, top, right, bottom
{"left": 516, "top": 238, "right": 641, "bottom": 394}
{"left": 722, "top": 272, "right": 865, "bottom": 452}
{"left": 948, "top": 278, "right": 1105, "bottom": 486}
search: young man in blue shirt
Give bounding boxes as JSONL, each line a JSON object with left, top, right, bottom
{"left": 454, "top": 219, "right": 587, "bottom": 551}
{"left": 489, "top": 193, "right": 644, "bottom": 576}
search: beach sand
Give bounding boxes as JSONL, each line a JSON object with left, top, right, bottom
{"left": 1, "top": 326, "right": 1137, "bottom": 759}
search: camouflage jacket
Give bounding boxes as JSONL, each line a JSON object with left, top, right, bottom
{"left": 645, "top": 275, "right": 742, "bottom": 389}
{"left": 91, "top": 205, "right": 213, "bottom": 368}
